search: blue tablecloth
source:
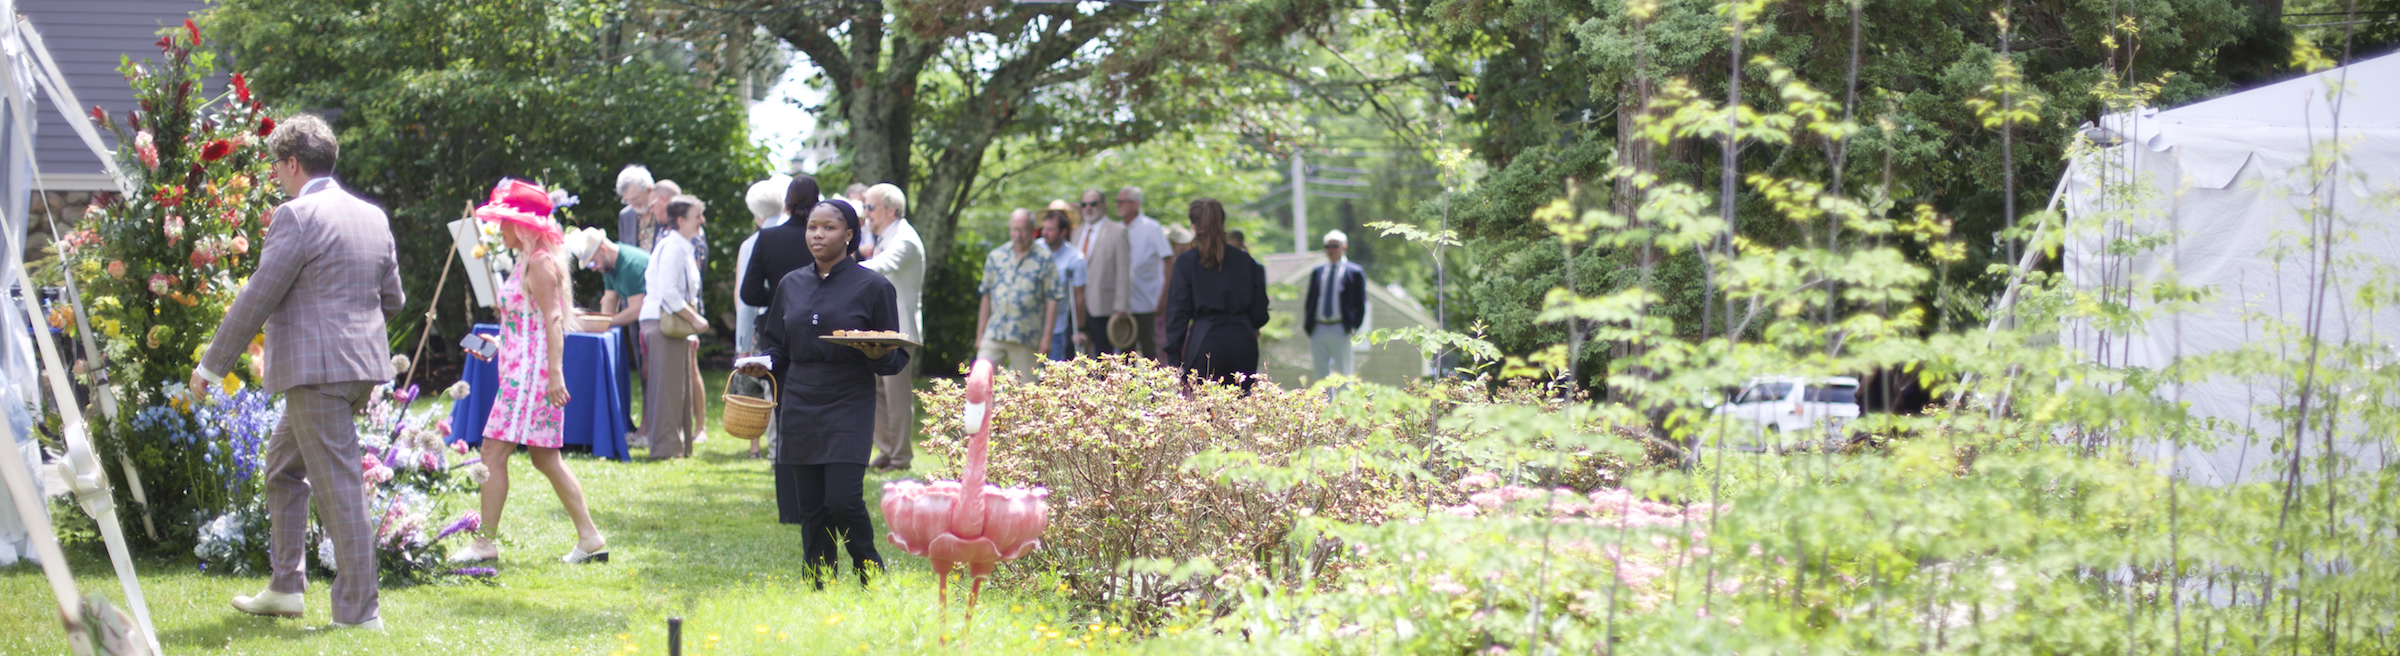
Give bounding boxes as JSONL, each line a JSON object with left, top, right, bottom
{"left": 447, "top": 324, "right": 631, "bottom": 461}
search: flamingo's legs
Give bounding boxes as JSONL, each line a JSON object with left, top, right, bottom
{"left": 933, "top": 560, "right": 954, "bottom": 644}
{"left": 965, "top": 575, "right": 985, "bottom": 626}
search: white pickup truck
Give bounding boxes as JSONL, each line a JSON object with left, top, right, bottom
{"left": 1715, "top": 376, "right": 1862, "bottom": 436}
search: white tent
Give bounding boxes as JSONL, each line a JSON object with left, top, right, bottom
{"left": 0, "top": 2, "right": 164, "bottom": 653}
{"left": 2060, "top": 51, "right": 2400, "bottom": 487}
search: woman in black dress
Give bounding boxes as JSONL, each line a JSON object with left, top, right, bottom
{"left": 738, "top": 199, "right": 910, "bottom": 589}
{"left": 1163, "top": 197, "right": 1271, "bottom": 392}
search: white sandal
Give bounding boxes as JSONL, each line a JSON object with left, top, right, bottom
{"left": 448, "top": 541, "right": 499, "bottom": 564}
{"left": 563, "top": 538, "right": 609, "bottom": 564}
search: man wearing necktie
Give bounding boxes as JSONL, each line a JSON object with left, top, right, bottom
{"left": 189, "top": 114, "right": 402, "bottom": 631}
{"left": 1303, "top": 229, "right": 1366, "bottom": 383}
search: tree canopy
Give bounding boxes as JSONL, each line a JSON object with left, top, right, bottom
{"left": 202, "top": 0, "right": 770, "bottom": 343}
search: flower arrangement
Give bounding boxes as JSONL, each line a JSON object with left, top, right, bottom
{"left": 188, "top": 383, "right": 487, "bottom": 584}
{"left": 339, "top": 384, "right": 488, "bottom": 584}
{"left": 63, "top": 20, "right": 286, "bottom": 554}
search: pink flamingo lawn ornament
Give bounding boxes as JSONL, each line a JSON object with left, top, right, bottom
{"left": 882, "top": 360, "right": 1050, "bottom": 626}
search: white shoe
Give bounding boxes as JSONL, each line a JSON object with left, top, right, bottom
{"left": 326, "top": 617, "right": 385, "bottom": 632}
{"left": 230, "top": 589, "right": 304, "bottom": 618}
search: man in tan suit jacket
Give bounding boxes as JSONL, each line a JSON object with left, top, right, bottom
{"left": 190, "top": 114, "right": 403, "bottom": 631}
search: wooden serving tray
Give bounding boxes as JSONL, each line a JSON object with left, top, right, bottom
{"left": 820, "top": 334, "right": 921, "bottom": 349}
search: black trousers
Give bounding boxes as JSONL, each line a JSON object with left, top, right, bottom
{"left": 1084, "top": 314, "right": 1122, "bottom": 356}
{"left": 1177, "top": 322, "right": 1260, "bottom": 395}
{"left": 774, "top": 463, "right": 885, "bottom": 587}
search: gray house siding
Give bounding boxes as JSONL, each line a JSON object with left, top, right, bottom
{"left": 20, "top": 0, "right": 213, "bottom": 191}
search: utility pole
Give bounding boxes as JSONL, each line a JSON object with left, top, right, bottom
{"left": 1291, "top": 151, "right": 1308, "bottom": 253}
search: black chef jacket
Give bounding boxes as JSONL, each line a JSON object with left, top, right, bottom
{"left": 757, "top": 256, "right": 911, "bottom": 465}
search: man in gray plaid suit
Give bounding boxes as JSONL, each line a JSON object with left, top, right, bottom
{"left": 189, "top": 114, "right": 403, "bottom": 631}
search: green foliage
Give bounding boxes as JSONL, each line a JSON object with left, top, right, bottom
{"left": 1131, "top": 9, "right": 2400, "bottom": 651}
{"left": 202, "top": 0, "right": 769, "bottom": 344}
{"left": 919, "top": 230, "right": 988, "bottom": 377}
{"left": 1409, "top": 0, "right": 2288, "bottom": 376}
{"left": 914, "top": 357, "right": 1436, "bottom": 621}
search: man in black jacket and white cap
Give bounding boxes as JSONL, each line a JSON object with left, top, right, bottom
{"left": 1303, "top": 229, "right": 1366, "bottom": 382}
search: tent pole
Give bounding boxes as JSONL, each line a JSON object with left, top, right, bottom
{"left": 1, "top": 17, "right": 157, "bottom": 652}
{"left": 10, "top": 19, "right": 157, "bottom": 540}
{"left": 1958, "top": 172, "right": 2069, "bottom": 405}
{"left": 11, "top": 261, "right": 159, "bottom": 654}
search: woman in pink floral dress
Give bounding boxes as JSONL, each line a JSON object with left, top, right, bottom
{"left": 451, "top": 179, "right": 608, "bottom": 565}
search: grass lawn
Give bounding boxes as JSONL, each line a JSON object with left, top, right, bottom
{"left": 0, "top": 370, "right": 1152, "bottom": 654}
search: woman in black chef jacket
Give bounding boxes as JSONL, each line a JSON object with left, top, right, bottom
{"left": 738, "top": 198, "right": 909, "bottom": 589}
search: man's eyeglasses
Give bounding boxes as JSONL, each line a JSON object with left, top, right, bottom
{"left": 1079, "top": 201, "right": 1103, "bottom": 208}
{"left": 862, "top": 204, "right": 878, "bottom": 212}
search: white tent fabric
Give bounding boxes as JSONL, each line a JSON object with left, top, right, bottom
{"left": 2062, "top": 52, "right": 2400, "bottom": 487}
{"left": 0, "top": 4, "right": 162, "bottom": 653}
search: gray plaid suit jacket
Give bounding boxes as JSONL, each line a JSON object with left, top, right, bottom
{"left": 199, "top": 179, "right": 404, "bottom": 392}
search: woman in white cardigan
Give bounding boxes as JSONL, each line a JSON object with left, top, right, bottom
{"left": 641, "top": 195, "right": 710, "bottom": 459}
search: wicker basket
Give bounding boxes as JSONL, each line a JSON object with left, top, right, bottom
{"left": 577, "top": 313, "right": 615, "bottom": 333}
{"left": 721, "top": 372, "right": 777, "bottom": 440}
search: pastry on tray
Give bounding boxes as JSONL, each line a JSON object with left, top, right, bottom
{"left": 822, "top": 329, "right": 919, "bottom": 348}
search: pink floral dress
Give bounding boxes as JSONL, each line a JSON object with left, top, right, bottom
{"left": 483, "top": 262, "right": 564, "bottom": 448}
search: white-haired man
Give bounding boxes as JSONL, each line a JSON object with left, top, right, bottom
{"left": 859, "top": 183, "right": 924, "bottom": 471}
{"left": 729, "top": 176, "right": 790, "bottom": 458}
{"left": 615, "top": 165, "right": 653, "bottom": 248}
{"left": 1118, "top": 186, "right": 1173, "bottom": 360}
{"left": 1305, "top": 229, "right": 1367, "bottom": 382}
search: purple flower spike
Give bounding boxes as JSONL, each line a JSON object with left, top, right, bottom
{"left": 433, "top": 511, "right": 481, "bottom": 543}
{"left": 446, "top": 567, "right": 497, "bottom": 577}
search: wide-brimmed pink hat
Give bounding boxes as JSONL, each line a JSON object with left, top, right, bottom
{"left": 474, "top": 179, "right": 560, "bottom": 240}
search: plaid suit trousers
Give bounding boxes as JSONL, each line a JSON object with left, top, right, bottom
{"left": 264, "top": 381, "right": 379, "bottom": 624}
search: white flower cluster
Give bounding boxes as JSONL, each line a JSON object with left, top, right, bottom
{"left": 193, "top": 512, "right": 247, "bottom": 564}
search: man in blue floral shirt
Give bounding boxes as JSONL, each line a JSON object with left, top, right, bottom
{"left": 975, "top": 208, "right": 1061, "bottom": 374}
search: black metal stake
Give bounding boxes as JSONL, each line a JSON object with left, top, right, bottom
{"left": 668, "top": 616, "right": 683, "bottom": 656}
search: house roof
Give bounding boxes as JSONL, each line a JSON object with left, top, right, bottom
{"left": 21, "top": 1, "right": 212, "bottom": 192}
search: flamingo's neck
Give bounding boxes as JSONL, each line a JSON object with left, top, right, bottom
{"left": 957, "top": 389, "right": 992, "bottom": 536}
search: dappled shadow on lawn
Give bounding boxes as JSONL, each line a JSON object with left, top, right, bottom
{"left": 157, "top": 614, "right": 334, "bottom": 650}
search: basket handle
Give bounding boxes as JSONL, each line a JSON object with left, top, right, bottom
{"left": 722, "top": 370, "right": 777, "bottom": 403}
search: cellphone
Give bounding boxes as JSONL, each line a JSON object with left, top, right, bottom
{"left": 460, "top": 333, "right": 499, "bottom": 360}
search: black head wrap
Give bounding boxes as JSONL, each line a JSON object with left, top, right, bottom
{"left": 816, "top": 198, "right": 864, "bottom": 260}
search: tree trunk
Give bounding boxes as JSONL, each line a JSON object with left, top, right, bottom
{"left": 768, "top": 5, "right": 1131, "bottom": 268}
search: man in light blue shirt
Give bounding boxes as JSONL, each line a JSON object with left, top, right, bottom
{"left": 1039, "top": 201, "right": 1088, "bottom": 359}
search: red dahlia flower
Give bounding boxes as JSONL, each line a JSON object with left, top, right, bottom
{"left": 231, "top": 74, "right": 251, "bottom": 105}
{"left": 200, "top": 139, "right": 233, "bottom": 162}
{"left": 256, "top": 116, "right": 275, "bottom": 137}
